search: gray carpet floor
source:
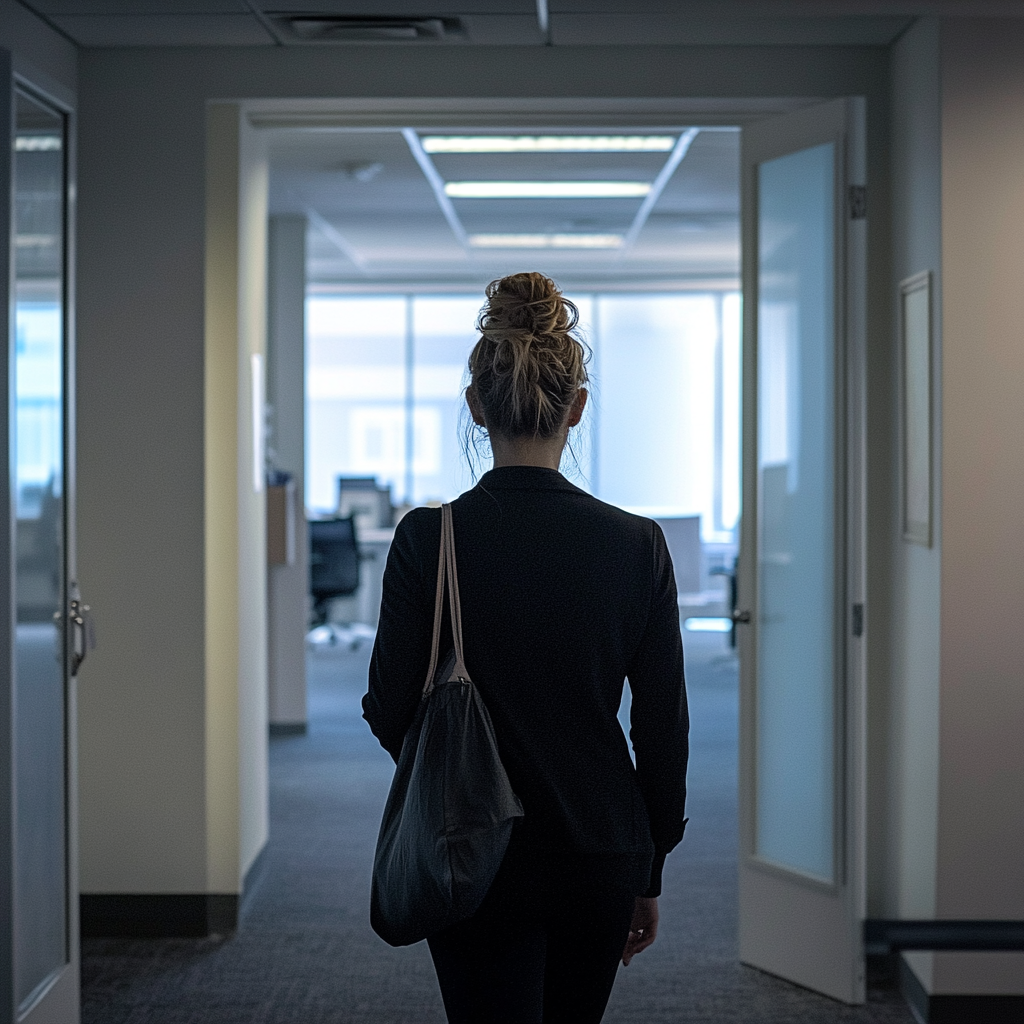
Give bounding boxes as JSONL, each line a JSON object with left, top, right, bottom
{"left": 82, "top": 632, "right": 915, "bottom": 1023}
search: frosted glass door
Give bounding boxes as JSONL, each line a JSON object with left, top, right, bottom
{"left": 7, "top": 81, "right": 79, "bottom": 1024}
{"left": 754, "top": 143, "right": 837, "bottom": 882}
{"left": 738, "top": 98, "right": 866, "bottom": 1005}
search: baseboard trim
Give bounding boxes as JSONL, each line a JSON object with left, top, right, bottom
{"left": 899, "top": 955, "right": 1024, "bottom": 1024}
{"left": 269, "top": 721, "right": 307, "bottom": 736}
{"left": 82, "top": 843, "right": 269, "bottom": 938}
{"left": 80, "top": 894, "right": 239, "bottom": 938}
{"left": 866, "top": 918, "right": 1024, "bottom": 954}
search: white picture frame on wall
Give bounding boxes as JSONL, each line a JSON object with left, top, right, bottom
{"left": 900, "top": 271, "right": 932, "bottom": 546}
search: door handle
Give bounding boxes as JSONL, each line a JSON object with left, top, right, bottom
{"left": 70, "top": 598, "right": 95, "bottom": 676}
{"left": 712, "top": 556, "right": 744, "bottom": 647}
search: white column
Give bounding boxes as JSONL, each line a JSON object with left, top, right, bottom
{"left": 267, "top": 215, "right": 309, "bottom": 731}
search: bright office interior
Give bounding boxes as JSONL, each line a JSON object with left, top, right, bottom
{"left": 267, "top": 124, "right": 744, "bottom": 626}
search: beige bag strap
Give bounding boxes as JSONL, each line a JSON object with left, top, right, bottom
{"left": 442, "top": 503, "right": 470, "bottom": 683}
{"left": 422, "top": 512, "right": 447, "bottom": 695}
{"left": 422, "top": 503, "right": 471, "bottom": 695}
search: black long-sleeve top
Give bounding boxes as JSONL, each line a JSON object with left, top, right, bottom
{"left": 362, "top": 466, "right": 689, "bottom": 898}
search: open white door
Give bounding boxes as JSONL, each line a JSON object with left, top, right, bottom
{"left": 736, "top": 98, "right": 867, "bottom": 1004}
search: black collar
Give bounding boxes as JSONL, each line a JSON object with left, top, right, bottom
{"left": 474, "top": 465, "right": 587, "bottom": 494}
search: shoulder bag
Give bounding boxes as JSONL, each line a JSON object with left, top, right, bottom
{"left": 370, "top": 502, "right": 524, "bottom": 947}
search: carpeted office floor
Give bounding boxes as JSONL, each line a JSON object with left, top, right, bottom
{"left": 81, "top": 631, "right": 915, "bottom": 1024}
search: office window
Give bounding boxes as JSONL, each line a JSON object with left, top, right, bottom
{"left": 306, "top": 291, "right": 741, "bottom": 540}
{"left": 15, "top": 302, "right": 62, "bottom": 519}
{"left": 412, "top": 297, "right": 481, "bottom": 504}
{"left": 305, "top": 297, "right": 406, "bottom": 511}
{"left": 592, "top": 295, "right": 717, "bottom": 529}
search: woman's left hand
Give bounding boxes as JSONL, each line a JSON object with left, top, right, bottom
{"left": 622, "top": 896, "right": 659, "bottom": 965}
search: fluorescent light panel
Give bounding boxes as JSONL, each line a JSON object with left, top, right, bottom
{"left": 15, "top": 135, "right": 61, "bottom": 152}
{"left": 445, "top": 181, "right": 651, "bottom": 199}
{"left": 422, "top": 135, "right": 676, "bottom": 153}
{"left": 469, "top": 233, "right": 623, "bottom": 249}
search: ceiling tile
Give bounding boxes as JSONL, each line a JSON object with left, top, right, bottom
{"left": 460, "top": 15, "right": 544, "bottom": 44}
{"left": 258, "top": 0, "right": 535, "bottom": 13}
{"left": 551, "top": 14, "right": 911, "bottom": 46}
{"left": 269, "top": 125, "right": 742, "bottom": 289}
{"left": 547, "top": 0, "right": 917, "bottom": 13}
{"left": 50, "top": 13, "right": 274, "bottom": 45}
{"left": 657, "top": 131, "right": 740, "bottom": 215}
{"left": 33, "top": 0, "right": 247, "bottom": 12}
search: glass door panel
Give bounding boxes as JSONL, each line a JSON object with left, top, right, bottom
{"left": 13, "top": 87, "right": 68, "bottom": 1013}
{"left": 738, "top": 98, "right": 865, "bottom": 1004}
{"left": 754, "top": 143, "right": 837, "bottom": 882}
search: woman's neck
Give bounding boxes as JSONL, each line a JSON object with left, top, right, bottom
{"left": 488, "top": 432, "right": 567, "bottom": 471}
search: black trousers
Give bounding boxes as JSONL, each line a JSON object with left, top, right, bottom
{"left": 427, "top": 842, "right": 636, "bottom": 1024}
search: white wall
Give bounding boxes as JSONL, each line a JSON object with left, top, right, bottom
{"left": 933, "top": 17, "right": 1024, "bottom": 994}
{"left": 267, "top": 216, "right": 309, "bottom": 729}
{"left": 867, "top": 22, "right": 1024, "bottom": 1000}
{"left": 236, "top": 111, "right": 271, "bottom": 883}
{"left": 62, "top": 13, "right": 1024, "bottom": 1001}
{"left": 881, "top": 17, "right": 943, "bottom": 993}
{"left": 75, "top": 42, "right": 890, "bottom": 899}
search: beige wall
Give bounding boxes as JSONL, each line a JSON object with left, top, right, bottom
{"left": 77, "top": 56, "right": 209, "bottom": 891}
{"left": 204, "top": 103, "right": 270, "bottom": 892}
{"left": 203, "top": 103, "right": 241, "bottom": 894}
{"left": 934, "top": 17, "right": 1024, "bottom": 994}
{"left": 75, "top": 43, "right": 890, "bottom": 900}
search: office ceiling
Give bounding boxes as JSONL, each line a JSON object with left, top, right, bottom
{"left": 21, "top": 0, "right": 1020, "bottom": 49}
{"left": 34, "top": 0, "right": 1019, "bottom": 288}
{"left": 268, "top": 125, "right": 742, "bottom": 290}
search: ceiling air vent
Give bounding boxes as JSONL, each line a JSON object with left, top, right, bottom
{"left": 271, "top": 14, "right": 464, "bottom": 42}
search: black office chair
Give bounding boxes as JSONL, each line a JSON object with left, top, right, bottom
{"left": 710, "top": 556, "right": 740, "bottom": 649}
{"left": 309, "top": 517, "right": 360, "bottom": 637}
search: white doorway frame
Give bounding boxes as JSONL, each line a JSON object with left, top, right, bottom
{"left": 209, "top": 93, "right": 868, "bottom": 1002}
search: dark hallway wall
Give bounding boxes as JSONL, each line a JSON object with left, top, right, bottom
{"left": 74, "top": 39, "right": 890, "bottom": 907}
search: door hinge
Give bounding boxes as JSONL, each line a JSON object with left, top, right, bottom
{"left": 849, "top": 185, "right": 867, "bottom": 220}
{"left": 852, "top": 603, "right": 864, "bottom": 638}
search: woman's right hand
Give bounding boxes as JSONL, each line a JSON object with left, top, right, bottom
{"left": 622, "top": 896, "right": 659, "bottom": 965}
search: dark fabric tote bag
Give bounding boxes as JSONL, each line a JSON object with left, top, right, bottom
{"left": 370, "top": 503, "right": 524, "bottom": 947}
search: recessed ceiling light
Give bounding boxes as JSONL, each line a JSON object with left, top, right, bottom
{"left": 445, "top": 181, "right": 651, "bottom": 199}
{"left": 469, "top": 233, "right": 624, "bottom": 249}
{"left": 15, "top": 135, "right": 61, "bottom": 152}
{"left": 422, "top": 135, "right": 676, "bottom": 153}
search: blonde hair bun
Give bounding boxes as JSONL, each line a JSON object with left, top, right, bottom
{"left": 469, "top": 272, "right": 589, "bottom": 440}
{"left": 479, "top": 272, "right": 579, "bottom": 338}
